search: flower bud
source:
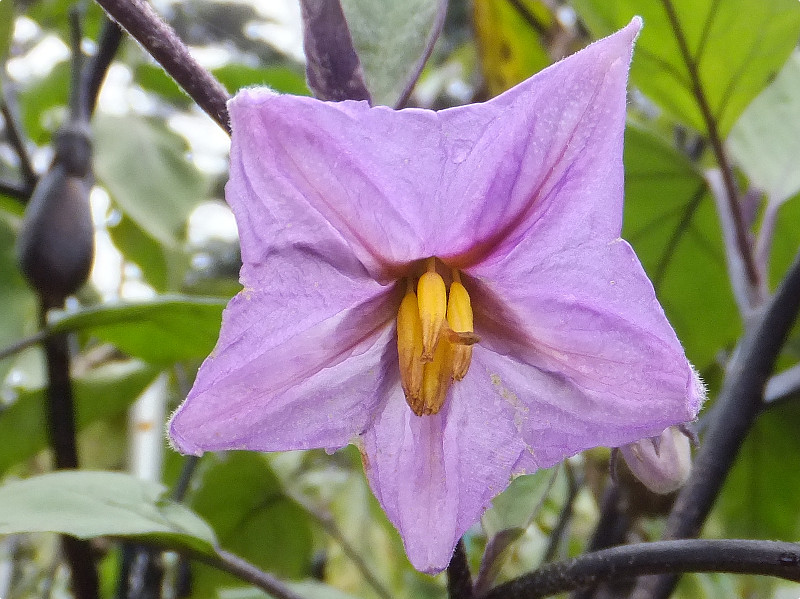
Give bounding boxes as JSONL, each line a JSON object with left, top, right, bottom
{"left": 619, "top": 426, "right": 692, "bottom": 494}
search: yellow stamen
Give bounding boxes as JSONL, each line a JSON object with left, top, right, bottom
{"left": 419, "top": 336, "right": 453, "bottom": 415}
{"left": 447, "top": 274, "right": 475, "bottom": 380}
{"left": 417, "top": 258, "right": 447, "bottom": 361}
{"left": 397, "top": 280, "right": 424, "bottom": 403}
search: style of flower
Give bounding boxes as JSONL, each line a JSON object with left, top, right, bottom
{"left": 169, "top": 17, "right": 704, "bottom": 574}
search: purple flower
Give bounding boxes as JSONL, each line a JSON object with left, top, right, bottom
{"left": 169, "top": 17, "right": 704, "bottom": 574}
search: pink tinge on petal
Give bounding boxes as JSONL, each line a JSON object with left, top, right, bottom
{"left": 361, "top": 364, "right": 527, "bottom": 573}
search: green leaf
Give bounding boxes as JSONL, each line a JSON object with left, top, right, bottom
{"left": 189, "top": 453, "right": 313, "bottom": 594}
{"left": 715, "top": 401, "right": 800, "bottom": 540}
{"left": 0, "top": 360, "right": 159, "bottom": 474}
{"left": 728, "top": 51, "right": 800, "bottom": 204}
{"left": 622, "top": 125, "right": 740, "bottom": 367}
{"left": 212, "top": 65, "right": 310, "bottom": 97}
{"left": 0, "top": 470, "right": 217, "bottom": 555}
{"left": 0, "top": 215, "right": 38, "bottom": 383}
{"left": 49, "top": 297, "right": 226, "bottom": 363}
{"left": 93, "top": 115, "right": 207, "bottom": 245}
{"left": 108, "top": 214, "right": 190, "bottom": 293}
{"left": 340, "top": 0, "right": 441, "bottom": 106}
{"left": 481, "top": 469, "right": 554, "bottom": 538}
{"left": 472, "top": 0, "right": 553, "bottom": 96}
{"left": 18, "top": 60, "right": 70, "bottom": 143}
{"left": 573, "top": 0, "right": 800, "bottom": 136}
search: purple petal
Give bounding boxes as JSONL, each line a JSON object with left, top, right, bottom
{"left": 226, "top": 19, "right": 641, "bottom": 279}
{"left": 169, "top": 249, "right": 399, "bottom": 454}
{"left": 361, "top": 367, "right": 527, "bottom": 573}
{"left": 466, "top": 239, "right": 703, "bottom": 467}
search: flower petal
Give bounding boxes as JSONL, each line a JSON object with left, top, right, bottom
{"left": 437, "top": 17, "right": 641, "bottom": 266}
{"left": 466, "top": 238, "right": 703, "bottom": 466}
{"left": 226, "top": 19, "right": 641, "bottom": 278}
{"left": 169, "top": 249, "right": 398, "bottom": 455}
{"left": 361, "top": 360, "right": 527, "bottom": 573}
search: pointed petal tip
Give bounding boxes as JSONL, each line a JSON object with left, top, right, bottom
{"left": 166, "top": 407, "right": 205, "bottom": 457}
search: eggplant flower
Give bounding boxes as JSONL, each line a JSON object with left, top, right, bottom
{"left": 169, "top": 17, "right": 704, "bottom": 573}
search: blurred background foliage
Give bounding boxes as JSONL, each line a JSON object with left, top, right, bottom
{"left": 1, "top": 0, "right": 800, "bottom": 597}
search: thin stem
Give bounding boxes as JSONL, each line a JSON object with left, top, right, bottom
{"left": 293, "top": 496, "right": 394, "bottom": 599}
{"left": 40, "top": 306, "right": 99, "bottom": 599}
{"left": 542, "top": 464, "right": 580, "bottom": 563}
{"left": 630, "top": 248, "right": 800, "bottom": 599}
{"left": 0, "top": 329, "right": 49, "bottom": 362}
{"left": 0, "top": 179, "right": 30, "bottom": 200}
{"left": 659, "top": 0, "right": 759, "bottom": 289}
{"left": 0, "top": 96, "right": 36, "bottom": 191}
{"left": 764, "top": 362, "right": 800, "bottom": 408}
{"left": 480, "top": 539, "right": 800, "bottom": 599}
{"left": 68, "top": 9, "right": 86, "bottom": 123}
{"left": 93, "top": 0, "right": 231, "bottom": 133}
{"left": 448, "top": 539, "right": 475, "bottom": 599}
{"left": 194, "top": 549, "right": 306, "bottom": 599}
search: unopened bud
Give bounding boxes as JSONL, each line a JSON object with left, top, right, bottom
{"left": 619, "top": 426, "right": 692, "bottom": 494}
{"left": 16, "top": 156, "right": 94, "bottom": 306}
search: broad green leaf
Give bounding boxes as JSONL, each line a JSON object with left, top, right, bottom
{"left": 108, "top": 214, "right": 190, "bottom": 293}
{"left": 0, "top": 215, "right": 38, "bottom": 384}
{"left": 340, "top": 0, "right": 441, "bottom": 106}
{"left": 728, "top": 52, "right": 800, "bottom": 205}
{"left": 0, "top": 470, "right": 216, "bottom": 555}
{"left": 573, "top": 0, "right": 800, "bottom": 136}
{"left": 769, "top": 192, "right": 800, "bottom": 289}
{"left": 481, "top": 469, "right": 554, "bottom": 538}
{"left": 623, "top": 125, "right": 740, "bottom": 367}
{"left": 0, "top": 0, "right": 13, "bottom": 64}
{"left": 715, "top": 401, "right": 800, "bottom": 540}
{"left": 93, "top": 115, "right": 207, "bottom": 245}
{"left": 189, "top": 453, "right": 313, "bottom": 594}
{"left": 0, "top": 360, "right": 159, "bottom": 474}
{"left": 49, "top": 297, "right": 226, "bottom": 363}
{"left": 213, "top": 65, "right": 310, "bottom": 97}
{"left": 472, "top": 0, "right": 553, "bottom": 95}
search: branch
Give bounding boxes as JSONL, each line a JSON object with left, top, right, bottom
{"left": 293, "top": 497, "right": 394, "bottom": 599}
{"left": 630, "top": 248, "right": 800, "bottom": 599}
{"left": 0, "top": 178, "right": 31, "bottom": 200}
{"left": 195, "top": 549, "right": 307, "bottom": 599}
{"left": 92, "top": 0, "right": 231, "bottom": 134}
{"left": 480, "top": 540, "right": 800, "bottom": 599}
{"left": 448, "top": 539, "right": 475, "bottom": 599}
{"left": 764, "top": 362, "right": 800, "bottom": 408}
{"left": 659, "top": 0, "right": 760, "bottom": 290}
{"left": 0, "top": 95, "right": 36, "bottom": 191}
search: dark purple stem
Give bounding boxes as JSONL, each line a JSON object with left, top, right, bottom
{"left": 92, "top": 0, "right": 231, "bottom": 134}
{"left": 481, "top": 539, "right": 800, "bottom": 599}
{"left": 448, "top": 539, "right": 475, "bottom": 599}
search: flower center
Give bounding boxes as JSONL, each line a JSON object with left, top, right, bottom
{"left": 396, "top": 258, "right": 479, "bottom": 416}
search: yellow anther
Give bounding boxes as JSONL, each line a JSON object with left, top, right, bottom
{"left": 419, "top": 337, "right": 453, "bottom": 415}
{"left": 447, "top": 275, "right": 475, "bottom": 380}
{"left": 397, "top": 281, "right": 424, "bottom": 403}
{"left": 417, "top": 259, "right": 447, "bottom": 362}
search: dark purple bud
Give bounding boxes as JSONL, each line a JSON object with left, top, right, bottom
{"left": 16, "top": 150, "right": 94, "bottom": 306}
